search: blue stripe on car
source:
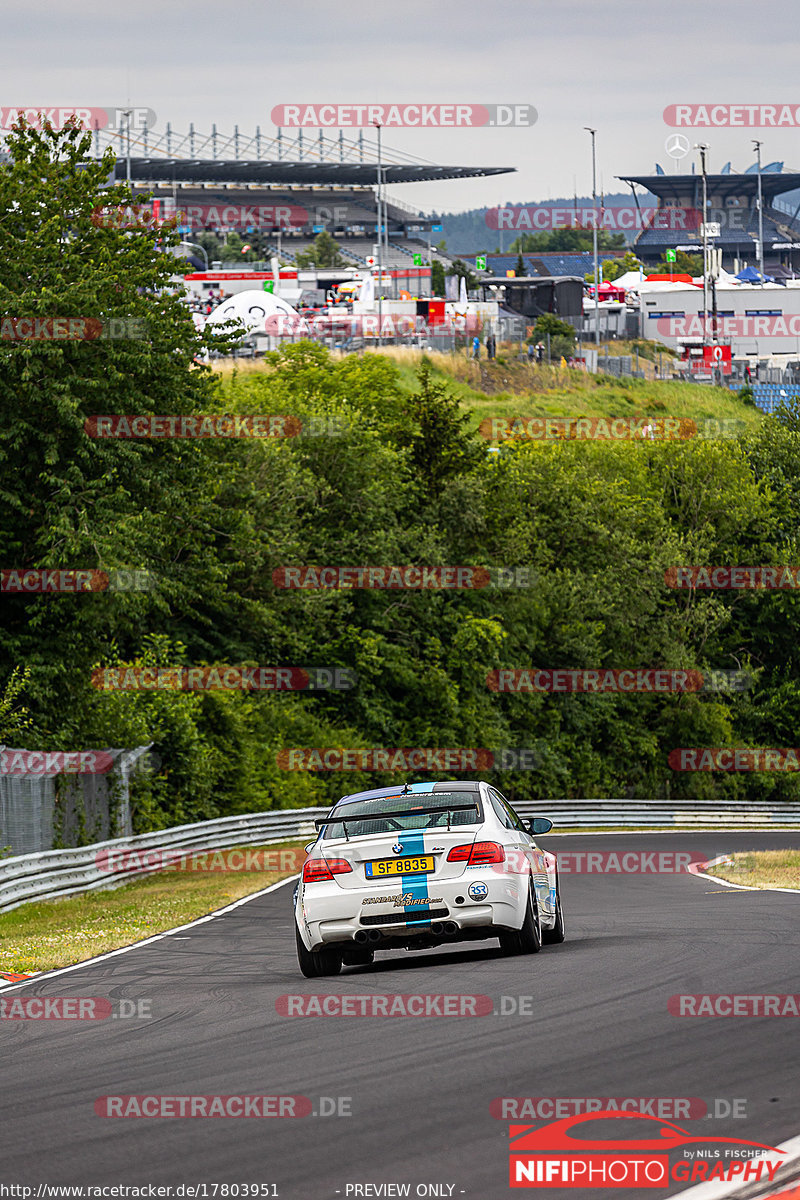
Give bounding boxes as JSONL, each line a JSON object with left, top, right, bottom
{"left": 399, "top": 827, "right": 430, "bottom": 928}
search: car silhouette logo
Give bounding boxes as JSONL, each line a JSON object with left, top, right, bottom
{"left": 392, "top": 843, "right": 404, "bottom": 854}
{"left": 509, "top": 1111, "right": 782, "bottom": 1155}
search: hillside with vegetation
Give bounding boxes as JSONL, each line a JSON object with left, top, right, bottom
{"left": 3, "top": 124, "right": 798, "bottom": 831}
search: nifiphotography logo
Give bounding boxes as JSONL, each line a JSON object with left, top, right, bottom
{"left": 507, "top": 1109, "right": 783, "bottom": 1188}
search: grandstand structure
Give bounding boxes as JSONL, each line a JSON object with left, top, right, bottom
{"left": 619, "top": 168, "right": 800, "bottom": 273}
{"left": 92, "top": 122, "right": 513, "bottom": 277}
{"left": 454, "top": 251, "right": 626, "bottom": 279}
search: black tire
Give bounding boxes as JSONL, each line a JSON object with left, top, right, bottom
{"left": 542, "top": 877, "right": 565, "bottom": 945}
{"left": 295, "top": 923, "right": 342, "bottom": 978}
{"left": 498, "top": 881, "right": 541, "bottom": 955}
{"left": 341, "top": 946, "right": 375, "bottom": 967}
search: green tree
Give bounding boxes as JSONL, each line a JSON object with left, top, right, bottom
{"left": 0, "top": 117, "right": 242, "bottom": 755}
{"left": 527, "top": 313, "right": 577, "bottom": 359}
{"left": 446, "top": 258, "right": 477, "bottom": 291}
{"left": 510, "top": 229, "right": 626, "bottom": 254}
{"left": 598, "top": 250, "right": 642, "bottom": 282}
{"left": 515, "top": 252, "right": 525, "bottom": 276}
{"left": 400, "top": 362, "right": 485, "bottom": 495}
{"left": 431, "top": 259, "right": 446, "bottom": 296}
{"left": 295, "top": 231, "right": 345, "bottom": 268}
{"left": 653, "top": 249, "right": 702, "bottom": 276}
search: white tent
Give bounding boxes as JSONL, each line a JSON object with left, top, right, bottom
{"left": 205, "top": 289, "right": 297, "bottom": 339}
{"left": 609, "top": 270, "right": 646, "bottom": 293}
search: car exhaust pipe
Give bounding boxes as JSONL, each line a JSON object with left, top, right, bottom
{"left": 367, "top": 929, "right": 383, "bottom": 942}
{"left": 443, "top": 921, "right": 459, "bottom": 935}
{"left": 354, "top": 930, "right": 369, "bottom": 944}
{"left": 430, "top": 922, "right": 444, "bottom": 935}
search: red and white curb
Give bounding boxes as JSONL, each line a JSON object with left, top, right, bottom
{"left": 668, "top": 1131, "right": 800, "bottom": 1198}
{"left": 689, "top": 856, "right": 800, "bottom": 894}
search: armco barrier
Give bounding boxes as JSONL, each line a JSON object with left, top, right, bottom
{"left": 1, "top": 800, "right": 798, "bottom": 913}
{"left": 0, "top": 809, "right": 321, "bottom": 914}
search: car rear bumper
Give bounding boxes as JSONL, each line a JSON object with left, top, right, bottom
{"left": 297, "top": 873, "right": 527, "bottom": 950}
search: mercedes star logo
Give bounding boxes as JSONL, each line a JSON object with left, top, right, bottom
{"left": 665, "top": 134, "right": 690, "bottom": 159}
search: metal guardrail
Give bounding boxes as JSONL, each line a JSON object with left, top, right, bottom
{"left": 0, "top": 809, "right": 321, "bottom": 913}
{"left": 512, "top": 799, "right": 800, "bottom": 829}
{"left": 1, "top": 800, "right": 798, "bottom": 913}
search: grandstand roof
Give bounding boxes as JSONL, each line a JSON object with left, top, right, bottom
{"left": 619, "top": 173, "right": 800, "bottom": 203}
{"left": 114, "top": 158, "right": 514, "bottom": 187}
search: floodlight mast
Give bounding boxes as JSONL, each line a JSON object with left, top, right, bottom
{"left": 374, "top": 121, "right": 383, "bottom": 346}
{"left": 585, "top": 127, "right": 599, "bottom": 345}
{"left": 695, "top": 143, "right": 709, "bottom": 347}
{"left": 753, "top": 139, "right": 765, "bottom": 286}
{"left": 121, "top": 109, "right": 132, "bottom": 186}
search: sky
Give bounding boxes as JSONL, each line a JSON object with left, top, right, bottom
{"left": 3, "top": 0, "right": 800, "bottom": 216}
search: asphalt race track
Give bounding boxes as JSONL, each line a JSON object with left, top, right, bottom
{"left": 1, "top": 832, "right": 798, "bottom": 1199}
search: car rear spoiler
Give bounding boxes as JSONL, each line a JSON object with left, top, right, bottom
{"left": 314, "top": 801, "right": 479, "bottom": 833}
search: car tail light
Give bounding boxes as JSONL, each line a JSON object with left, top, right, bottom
{"left": 302, "top": 857, "right": 353, "bottom": 883}
{"left": 447, "top": 841, "right": 505, "bottom": 865}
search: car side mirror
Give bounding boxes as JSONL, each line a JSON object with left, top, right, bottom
{"left": 529, "top": 817, "right": 553, "bottom": 835}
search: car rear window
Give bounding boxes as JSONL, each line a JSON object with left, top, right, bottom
{"left": 321, "top": 792, "right": 483, "bottom": 840}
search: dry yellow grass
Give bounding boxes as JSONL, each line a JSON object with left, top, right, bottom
{"left": 707, "top": 849, "right": 800, "bottom": 891}
{"left": 0, "top": 841, "right": 306, "bottom": 973}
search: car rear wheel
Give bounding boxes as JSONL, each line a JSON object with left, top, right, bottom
{"left": 542, "top": 878, "right": 565, "bottom": 945}
{"left": 499, "top": 882, "right": 541, "bottom": 955}
{"left": 295, "top": 923, "right": 342, "bottom": 977}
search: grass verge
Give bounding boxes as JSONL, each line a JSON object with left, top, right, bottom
{"left": 707, "top": 849, "right": 800, "bottom": 890}
{"left": 213, "top": 348, "right": 762, "bottom": 434}
{"left": 0, "top": 841, "right": 305, "bottom": 975}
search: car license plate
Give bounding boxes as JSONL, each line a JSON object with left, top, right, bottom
{"left": 365, "top": 855, "right": 435, "bottom": 878}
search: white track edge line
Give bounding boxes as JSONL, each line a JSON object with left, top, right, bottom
{"left": 0, "top": 873, "right": 298, "bottom": 994}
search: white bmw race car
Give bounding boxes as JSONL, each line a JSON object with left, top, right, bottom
{"left": 294, "top": 779, "right": 564, "bottom": 976}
